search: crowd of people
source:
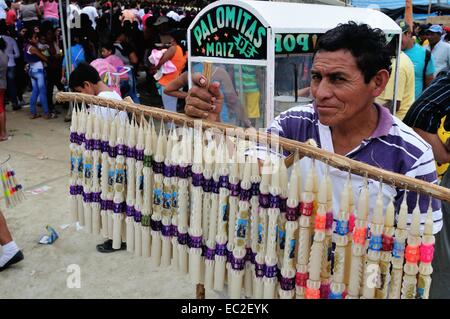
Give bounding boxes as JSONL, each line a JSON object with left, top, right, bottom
{"left": 0, "top": 0, "right": 203, "bottom": 140}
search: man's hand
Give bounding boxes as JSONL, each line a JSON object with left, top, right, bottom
{"left": 185, "top": 72, "right": 224, "bottom": 122}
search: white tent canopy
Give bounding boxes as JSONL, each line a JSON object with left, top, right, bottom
{"left": 238, "top": 0, "right": 401, "bottom": 34}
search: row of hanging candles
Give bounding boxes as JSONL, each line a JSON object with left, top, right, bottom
{"left": 68, "top": 103, "right": 436, "bottom": 299}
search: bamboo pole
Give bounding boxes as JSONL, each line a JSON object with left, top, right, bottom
{"left": 55, "top": 92, "right": 450, "bottom": 203}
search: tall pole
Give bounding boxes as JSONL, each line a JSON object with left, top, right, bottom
{"left": 405, "top": 0, "right": 413, "bottom": 31}
{"left": 67, "top": 0, "right": 72, "bottom": 75}
{"left": 58, "top": 0, "right": 70, "bottom": 83}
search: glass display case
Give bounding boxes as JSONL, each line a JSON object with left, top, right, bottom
{"left": 188, "top": 0, "right": 402, "bottom": 128}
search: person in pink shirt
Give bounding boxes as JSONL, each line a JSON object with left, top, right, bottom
{"left": 39, "top": 0, "right": 59, "bottom": 28}
{"left": 100, "top": 42, "right": 129, "bottom": 93}
{"left": 5, "top": 2, "right": 17, "bottom": 29}
{"left": 120, "top": 2, "right": 140, "bottom": 27}
{"left": 141, "top": 7, "right": 152, "bottom": 31}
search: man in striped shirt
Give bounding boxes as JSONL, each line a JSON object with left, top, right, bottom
{"left": 403, "top": 68, "right": 450, "bottom": 298}
{"left": 185, "top": 22, "right": 442, "bottom": 235}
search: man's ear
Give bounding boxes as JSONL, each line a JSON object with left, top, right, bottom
{"left": 371, "top": 69, "right": 390, "bottom": 97}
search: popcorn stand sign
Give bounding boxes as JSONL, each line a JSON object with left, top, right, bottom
{"left": 190, "top": 5, "right": 267, "bottom": 60}
{"left": 188, "top": 0, "right": 401, "bottom": 128}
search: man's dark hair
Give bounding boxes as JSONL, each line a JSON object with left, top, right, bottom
{"left": 69, "top": 62, "right": 101, "bottom": 91}
{"left": 315, "top": 21, "right": 393, "bottom": 83}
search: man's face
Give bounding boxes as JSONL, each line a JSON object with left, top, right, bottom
{"left": 73, "top": 82, "right": 95, "bottom": 95}
{"left": 310, "top": 49, "right": 380, "bottom": 128}
{"left": 427, "top": 31, "right": 441, "bottom": 45}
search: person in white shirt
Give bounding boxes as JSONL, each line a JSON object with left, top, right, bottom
{"left": 80, "top": 2, "right": 99, "bottom": 29}
{"left": 69, "top": 62, "right": 128, "bottom": 253}
{"left": 68, "top": 0, "right": 81, "bottom": 28}
{"left": 0, "top": 0, "right": 7, "bottom": 20}
{"left": 69, "top": 62, "right": 127, "bottom": 122}
{"left": 427, "top": 25, "right": 450, "bottom": 76}
{"left": 166, "top": 10, "right": 181, "bottom": 22}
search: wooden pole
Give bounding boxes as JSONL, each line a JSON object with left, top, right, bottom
{"left": 55, "top": 92, "right": 450, "bottom": 203}
{"left": 405, "top": 0, "right": 413, "bottom": 31}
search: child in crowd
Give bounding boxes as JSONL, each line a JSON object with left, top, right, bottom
{"left": 68, "top": 62, "right": 127, "bottom": 122}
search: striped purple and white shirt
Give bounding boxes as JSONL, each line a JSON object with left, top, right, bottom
{"left": 264, "top": 103, "right": 442, "bottom": 234}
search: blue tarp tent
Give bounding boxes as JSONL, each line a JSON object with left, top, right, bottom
{"left": 351, "top": 0, "right": 439, "bottom": 9}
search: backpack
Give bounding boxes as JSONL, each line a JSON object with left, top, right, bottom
{"left": 90, "top": 59, "right": 122, "bottom": 97}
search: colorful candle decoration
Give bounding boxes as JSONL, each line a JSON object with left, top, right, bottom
{"left": 177, "top": 125, "right": 191, "bottom": 275}
{"left": 125, "top": 118, "right": 137, "bottom": 253}
{"left": 141, "top": 119, "right": 153, "bottom": 258}
{"left": 320, "top": 165, "right": 333, "bottom": 299}
{"left": 69, "top": 104, "right": 79, "bottom": 223}
{"left": 227, "top": 136, "right": 240, "bottom": 289}
{"left": 112, "top": 115, "right": 127, "bottom": 250}
{"left": 205, "top": 139, "right": 219, "bottom": 290}
{"left": 361, "top": 188, "right": 385, "bottom": 299}
{"left": 170, "top": 139, "right": 181, "bottom": 269}
{"left": 212, "top": 135, "right": 228, "bottom": 290}
{"left": 107, "top": 117, "right": 118, "bottom": 241}
{"left": 160, "top": 124, "right": 175, "bottom": 267}
{"left": 388, "top": 189, "right": 408, "bottom": 299}
{"left": 150, "top": 122, "right": 166, "bottom": 267}
{"left": 189, "top": 125, "right": 204, "bottom": 285}
{"left": 277, "top": 157, "right": 288, "bottom": 267}
{"left": 134, "top": 117, "right": 145, "bottom": 257}
{"left": 295, "top": 164, "right": 315, "bottom": 299}
{"left": 417, "top": 199, "right": 435, "bottom": 299}
{"left": 201, "top": 137, "right": 214, "bottom": 282}
{"left": 310, "top": 159, "right": 319, "bottom": 231}
{"left": 91, "top": 114, "right": 102, "bottom": 235}
{"left": 76, "top": 105, "right": 87, "bottom": 226}
{"left": 329, "top": 181, "right": 350, "bottom": 299}
{"left": 342, "top": 178, "right": 355, "bottom": 289}
{"left": 59, "top": 93, "right": 448, "bottom": 300}
{"left": 229, "top": 155, "right": 251, "bottom": 298}
{"left": 253, "top": 152, "right": 271, "bottom": 298}
{"left": 401, "top": 195, "right": 422, "bottom": 299}
{"left": 346, "top": 179, "right": 369, "bottom": 299}
{"left": 375, "top": 196, "right": 395, "bottom": 299}
{"left": 83, "top": 110, "right": 94, "bottom": 234}
{"left": 305, "top": 176, "right": 327, "bottom": 299}
{"left": 249, "top": 149, "right": 261, "bottom": 298}
{"left": 99, "top": 115, "right": 111, "bottom": 239}
{"left": 279, "top": 157, "right": 300, "bottom": 299}
{"left": 263, "top": 155, "right": 281, "bottom": 299}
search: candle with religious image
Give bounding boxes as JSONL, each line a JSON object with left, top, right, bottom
{"left": 150, "top": 122, "right": 166, "bottom": 266}
{"left": 125, "top": 119, "right": 137, "bottom": 253}
{"left": 401, "top": 195, "right": 422, "bottom": 299}
{"left": 91, "top": 113, "right": 102, "bottom": 235}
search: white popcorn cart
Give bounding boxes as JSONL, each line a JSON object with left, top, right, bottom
{"left": 187, "top": 0, "right": 402, "bottom": 128}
